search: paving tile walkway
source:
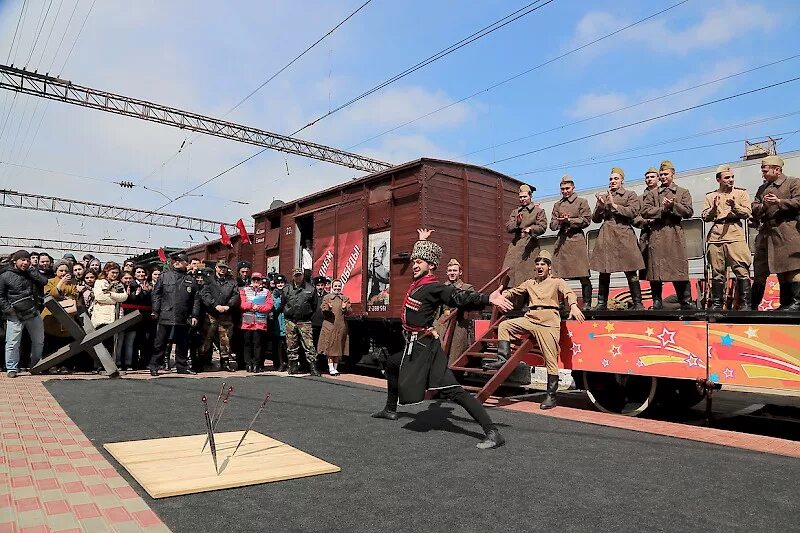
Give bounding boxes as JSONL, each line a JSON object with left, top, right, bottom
{"left": 0, "top": 374, "right": 170, "bottom": 533}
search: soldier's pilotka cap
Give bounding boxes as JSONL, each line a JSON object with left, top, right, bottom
{"left": 716, "top": 164, "right": 733, "bottom": 176}
{"left": 519, "top": 183, "right": 536, "bottom": 194}
{"left": 762, "top": 155, "right": 784, "bottom": 167}
{"left": 560, "top": 175, "right": 574, "bottom": 185}
{"left": 610, "top": 167, "right": 625, "bottom": 179}
{"left": 411, "top": 239, "right": 442, "bottom": 267}
{"left": 535, "top": 249, "right": 552, "bottom": 264}
{"left": 645, "top": 166, "right": 659, "bottom": 175}
{"left": 447, "top": 258, "right": 461, "bottom": 267}
{"left": 659, "top": 160, "right": 675, "bottom": 172}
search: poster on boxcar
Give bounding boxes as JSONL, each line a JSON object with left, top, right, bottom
{"left": 312, "top": 235, "right": 335, "bottom": 281}
{"left": 336, "top": 229, "right": 363, "bottom": 303}
{"left": 266, "top": 255, "right": 280, "bottom": 276}
{"left": 366, "top": 231, "right": 390, "bottom": 312}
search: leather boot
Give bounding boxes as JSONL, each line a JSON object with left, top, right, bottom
{"left": 650, "top": 281, "right": 663, "bottom": 310}
{"left": 627, "top": 278, "right": 645, "bottom": 310}
{"left": 371, "top": 408, "right": 398, "bottom": 420}
{"left": 751, "top": 281, "right": 765, "bottom": 311}
{"left": 309, "top": 362, "right": 321, "bottom": 377}
{"left": 781, "top": 282, "right": 800, "bottom": 311}
{"left": 592, "top": 275, "right": 609, "bottom": 311}
{"left": 581, "top": 281, "right": 593, "bottom": 311}
{"left": 288, "top": 360, "right": 299, "bottom": 375}
{"left": 735, "top": 278, "right": 751, "bottom": 310}
{"left": 675, "top": 281, "right": 694, "bottom": 310}
{"left": 483, "top": 340, "right": 511, "bottom": 370}
{"left": 476, "top": 427, "right": 505, "bottom": 449}
{"left": 709, "top": 280, "right": 725, "bottom": 310}
{"left": 540, "top": 374, "right": 559, "bottom": 410}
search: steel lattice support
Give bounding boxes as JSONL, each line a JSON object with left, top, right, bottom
{"left": 0, "top": 189, "right": 228, "bottom": 233}
{"left": 0, "top": 235, "right": 152, "bottom": 256}
{"left": 0, "top": 64, "right": 393, "bottom": 173}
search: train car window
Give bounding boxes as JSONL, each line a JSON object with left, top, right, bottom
{"left": 587, "top": 229, "right": 599, "bottom": 255}
{"left": 682, "top": 218, "right": 704, "bottom": 259}
{"left": 268, "top": 215, "right": 280, "bottom": 230}
{"left": 539, "top": 235, "right": 557, "bottom": 256}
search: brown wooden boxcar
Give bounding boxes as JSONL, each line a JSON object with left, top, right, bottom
{"left": 251, "top": 158, "right": 524, "bottom": 314}
{"left": 184, "top": 158, "right": 525, "bottom": 366}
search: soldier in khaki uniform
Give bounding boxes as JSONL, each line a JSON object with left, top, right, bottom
{"left": 701, "top": 164, "right": 752, "bottom": 310}
{"left": 502, "top": 184, "right": 547, "bottom": 287}
{"left": 641, "top": 160, "right": 694, "bottom": 310}
{"left": 550, "top": 176, "right": 593, "bottom": 309}
{"left": 588, "top": 167, "right": 646, "bottom": 310}
{"left": 634, "top": 167, "right": 660, "bottom": 280}
{"left": 433, "top": 259, "right": 475, "bottom": 364}
{"left": 751, "top": 155, "right": 800, "bottom": 311}
{"left": 491, "top": 250, "right": 584, "bottom": 409}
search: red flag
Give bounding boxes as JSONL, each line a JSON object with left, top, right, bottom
{"left": 220, "top": 224, "right": 231, "bottom": 246}
{"left": 157, "top": 248, "right": 167, "bottom": 262}
{"left": 235, "top": 218, "right": 251, "bottom": 244}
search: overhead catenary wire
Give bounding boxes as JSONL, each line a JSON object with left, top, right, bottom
{"left": 5, "top": 0, "right": 29, "bottom": 63}
{"left": 482, "top": 75, "right": 800, "bottom": 167}
{"left": 57, "top": 0, "right": 95, "bottom": 75}
{"left": 343, "top": 0, "right": 690, "bottom": 153}
{"left": 291, "top": 0, "right": 556, "bottom": 136}
{"left": 463, "top": 52, "right": 800, "bottom": 159}
{"left": 177, "top": 0, "right": 558, "bottom": 208}
{"left": 135, "top": 0, "right": 375, "bottom": 191}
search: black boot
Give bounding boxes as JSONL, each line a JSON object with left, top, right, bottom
{"left": 483, "top": 340, "right": 510, "bottom": 370}
{"left": 781, "top": 282, "right": 800, "bottom": 311}
{"left": 581, "top": 280, "right": 593, "bottom": 311}
{"left": 650, "top": 281, "right": 663, "bottom": 310}
{"left": 627, "top": 278, "right": 645, "bottom": 310}
{"left": 709, "top": 280, "right": 725, "bottom": 310}
{"left": 751, "top": 281, "right": 765, "bottom": 311}
{"left": 309, "top": 362, "right": 321, "bottom": 377}
{"left": 675, "top": 281, "right": 694, "bottom": 310}
{"left": 540, "top": 374, "right": 559, "bottom": 410}
{"left": 735, "top": 278, "right": 751, "bottom": 310}
{"left": 371, "top": 407, "right": 398, "bottom": 420}
{"left": 476, "top": 427, "right": 505, "bottom": 449}
{"left": 592, "top": 274, "right": 610, "bottom": 311}
{"left": 288, "top": 360, "right": 299, "bottom": 375}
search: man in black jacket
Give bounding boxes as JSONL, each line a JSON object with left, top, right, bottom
{"left": 200, "top": 261, "right": 241, "bottom": 372}
{"left": 0, "top": 250, "right": 49, "bottom": 377}
{"left": 284, "top": 268, "right": 320, "bottom": 375}
{"left": 148, "top": 253, "right": 201, "bottom": 376}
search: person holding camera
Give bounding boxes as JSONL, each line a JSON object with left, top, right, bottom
{"left": 92, "top": 262, "right": 128, "bottom": 372}
{"left": 0, "top": 250, "right": 49, "bottom": 377}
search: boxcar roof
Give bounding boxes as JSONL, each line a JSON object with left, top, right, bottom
{"left": 251, "top": 157, "right": 525, "bottom": 218}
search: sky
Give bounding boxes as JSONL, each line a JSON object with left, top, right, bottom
{"left": 0, "top": 0, "right": 799, "bottom": 257}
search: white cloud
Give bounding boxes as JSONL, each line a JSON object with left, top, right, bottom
{"left": 569, "top": 1, "right": 778, "bottom": 56}
{"left": 341, "top": 85, "right": 474, "bottom": 129}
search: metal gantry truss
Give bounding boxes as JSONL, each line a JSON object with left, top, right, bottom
{"left": 0, "top": 64, "right": 394, "bottom": 173}
{"left": 0, "top": 235, "right": 152, "bottom": 257}
{"left": 0, "top": 189, "right": 227, "bottom": 233}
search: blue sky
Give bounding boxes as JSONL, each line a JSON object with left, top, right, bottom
{"left": 0, "top": 0, "right": 798, "bottom": 253}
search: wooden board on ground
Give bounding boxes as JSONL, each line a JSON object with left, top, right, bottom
{"left": 104, "top": 431, "right": 340, "bottom": 498}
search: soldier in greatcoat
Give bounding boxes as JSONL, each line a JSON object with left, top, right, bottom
{"left": 317, "top": 279, "right": 351, "bottom": 375}
{"left": 701, "top": 164, "right": 752, "bottom": 310}
{"left": 371, "top": 229, "right": 514, "bottom": 450}
{"left": 502, "top": 184, "right": 547, "bottom": 287}
{"left": 433, "top": 259, "right": 474, "bottom": 364}
{"left": 588, "top": 167, "right": 646, "bottom": 310}
{"left": 549, "top": 176, "right": 593, "bottom": 308}
{"left": 634, "top": 167, "right": 660, "bottom": 280}
{"left": 641, "top": 160, "right": 694, "bottom": 310}
{"left": 751, "top": 155, "right": 800, "bottom": 311}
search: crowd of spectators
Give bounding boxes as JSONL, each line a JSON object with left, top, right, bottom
{"left": 0, "top": 250, "right": 350, "bottom": 378}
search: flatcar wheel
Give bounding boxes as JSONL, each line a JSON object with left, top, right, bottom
{"left": 582, "top": 371, "right": 658, "bottom": 416}
{"left": 653, "top": 378, "right": 706, "bottom": 413}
